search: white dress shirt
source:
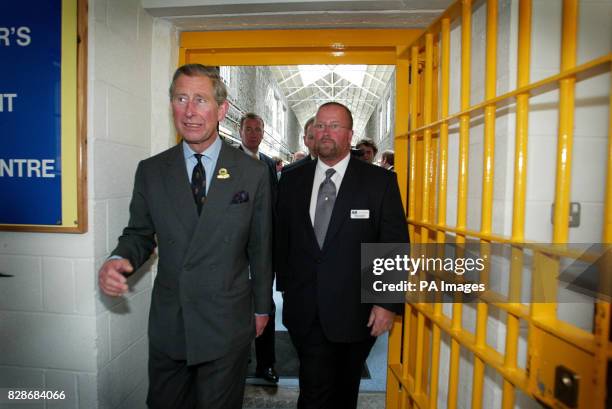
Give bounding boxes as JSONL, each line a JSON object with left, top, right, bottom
{"left": 309, "top": 153, "right": 351, "bottom": 226}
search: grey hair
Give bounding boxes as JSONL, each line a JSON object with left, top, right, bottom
{"left": 168, "top": 64, "right": 228, "bottom": 106}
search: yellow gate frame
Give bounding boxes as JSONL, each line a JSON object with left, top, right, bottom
{"left": 180, "top": 29, "right": 420, "bottom": 206}
{"left": 180, "top": 27, "right": 420, "bottom": 404}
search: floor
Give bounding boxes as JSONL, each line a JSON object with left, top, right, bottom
{"left": 244, "top": 286, "right": 389, "bottom": 408}
{"left": 243, "top": 385, "right": 386, "bottom": 409}
{"left": 271, "top": 285, "right": 389, "bottom": 392}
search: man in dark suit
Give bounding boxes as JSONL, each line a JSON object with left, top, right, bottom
{"left": 281, "top": 116, "right": 316, "bottom": 175}
{"left": 98, "top": 64, "right": 273, "bottom": 409}
{"left": 237, "top": 112, "right": 279, "bottom": 384}
{"left": 276, "top": 102, "right": 409, "bottom": 409}
{"left": 381, "top": 149, "right": 395, "bottom": 171}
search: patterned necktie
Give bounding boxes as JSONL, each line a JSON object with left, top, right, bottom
{"left": 313, "top": 168, "right": 337, "bottom": 248}
{"left": 191, "top": 154, "right": 206, "bottom": 215}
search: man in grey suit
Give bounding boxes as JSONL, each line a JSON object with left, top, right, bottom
{"left": 98, "top": 64, "right": 273, "bottom": 409}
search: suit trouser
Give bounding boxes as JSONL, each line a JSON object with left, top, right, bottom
{"left": 255, "top": 301, "right": 276, "bottom": 369}
{"left": 146, "top": 342, "right": 250, "bottom": 409}
{"left": 289, "top": 319, "right": 376, "bottom": 409}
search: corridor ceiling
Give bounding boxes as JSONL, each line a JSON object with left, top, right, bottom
{"left": 269, "top": 65, "right": 395, "bottom": 139}
{"left": 143, "top": 0, "right": 453, "bottom": 31}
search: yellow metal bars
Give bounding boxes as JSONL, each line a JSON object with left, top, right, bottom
{"left": 387, "top": 43, "right": 411, "bottom": 409}
{"left": 472, "top": 1, "right": 498, "bottom": 407}
{"left": 529, "top": 2, "right": 577, "bottom": 403}
{"left": 448, "top": 1, "right": 471, "bottom": 408}
{"left": 408, "top": 45, "right": 420, "bottom": 243}
{"left": 414, "top": 34, "right": 435, "bottom": 401}
{"left": 428, "top": 19, "right": 451, "bottom": 409}
{"left": 503, "top": 1, "right": 532, "bottom": 408}
{"left": 552, "top": 0, "right": 578, "bottom": 244}
{"left": 392, "top": 0, "right": 612, "bottom": 407}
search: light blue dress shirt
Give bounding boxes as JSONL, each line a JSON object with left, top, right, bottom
{"left": 182, "top": 137, "right": 222, "bottom": 194}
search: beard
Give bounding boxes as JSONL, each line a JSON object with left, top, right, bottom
{"left": 316, "top": 139, "right": 338, "bottom": 160}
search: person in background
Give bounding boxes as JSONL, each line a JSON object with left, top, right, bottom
{"left": 380, "top": 149, "right": 395, "bottom": 171}
{"left": 292, "top": 151, "right": 307, "bottom": 162}
{"left": 356, "top": 138, "right": 378, "bottom": 164}
{"left": 276, "top": 102, "right": 409, "bottom": 409}
{"left": 98, "top": 64, "right": 273, "bottom": 409}
{"left": 238, "top": 112, "right": 280, "bottom": 385}
{"left": 282, "top": 117, "right": 316, "bottom": 175}
{"left": 272, "top": 156, "right": 283, "bottom": 180}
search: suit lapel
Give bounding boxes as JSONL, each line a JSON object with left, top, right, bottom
{"left": 297, "top": 162, "right": 320, "bottom": 256}
{"left": 163, "top": 144, "right": 198, "bottom": 236}
{"left": 322, "top": 158, "right": 361, "bottom": 252}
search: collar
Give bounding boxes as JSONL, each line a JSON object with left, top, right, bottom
{"left": 182, "top": 136, "right": 222, "bottom": 161}
{"left": 316, "top": 152, "right": 350, "bottom": 178}
{"left": 240, "top": 144, "right": 259, "bottom": 158}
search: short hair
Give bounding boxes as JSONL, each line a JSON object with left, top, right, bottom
{"left": 303, "top": 117, "right": 315, "bottom": 136}
{"left": 381, "top": 150, "right": 394, "bottom": 166}
{"left": 317, "top": 102, "right": 353, "bottom": 129}
{"left": 169, "top": 64, "right": 227, "bottom": 106}
{"left": 240, "top": 112, "right": 264, "bottom": 129}
{"left": 272, "top": 156, "right": 283, "bottom": 166}
{"left": 356, "top": 138, "right": 379, "bottom": 156}
{"left": 293, "top": 151, "right": 307, "bottom": 161}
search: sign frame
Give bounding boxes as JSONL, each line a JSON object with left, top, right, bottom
{"left": 0, "top": 0, "right": 87, "bottom": 233}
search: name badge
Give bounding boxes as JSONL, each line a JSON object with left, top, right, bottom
{"left": 351, "top": 209, "right": 370, "bottom": 219}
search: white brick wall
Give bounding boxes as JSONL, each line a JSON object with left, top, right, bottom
{"left": 0, "top": 0, "right": 164, "bottom": 407}
{"left": 91, "top": 0, "right": 161, "bottom": 407}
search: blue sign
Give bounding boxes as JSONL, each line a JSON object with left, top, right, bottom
{"left": 0, "top": 0, "right": 63, "bottom": 225}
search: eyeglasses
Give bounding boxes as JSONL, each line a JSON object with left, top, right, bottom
{"left": 171, "top": 95, "right": 211, "bottom": 109}
{"left": 313, "top": 123, "right": 350, "bottom": 132}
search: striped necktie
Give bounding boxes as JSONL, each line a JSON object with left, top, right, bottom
{"left": 313, "top": 168, "right": 337, "bottom": 248}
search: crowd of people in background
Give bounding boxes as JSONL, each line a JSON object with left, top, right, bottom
{"left": 273, "top": 127, "right": 395, "bottom": 176}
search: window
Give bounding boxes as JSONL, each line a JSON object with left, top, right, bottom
{"left": 378, "top": 108, "right": 384, "bottom": 139}
{"left": 220, "top": 66, "right": 231, "bottom": 86}
{"left": 385, "top": 94, "right": 392, "bottom": 136}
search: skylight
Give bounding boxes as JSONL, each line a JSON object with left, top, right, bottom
{"left": 298, "top": 65, "right": 367, "bottom": 87}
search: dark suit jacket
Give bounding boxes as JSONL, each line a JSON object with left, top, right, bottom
{"left": 112, "top": 140, "right": 273, "bottom": 365}
{"left": 238, "top": 146, "right": 278, "bottom": 203}
{"left": 281, "top": 155, "right": 312, "bottom": 176}
{"left": 275, "top": 157, "right": 409, "bottom": 343}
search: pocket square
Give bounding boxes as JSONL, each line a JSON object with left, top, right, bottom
{"left": 231, "top": 190, "right": 249, "bottom": 204}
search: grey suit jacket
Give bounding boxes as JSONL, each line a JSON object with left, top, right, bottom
{"left": 112, "top": 140, "right": 273, "bottom": 365}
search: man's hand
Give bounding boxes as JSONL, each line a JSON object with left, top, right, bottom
{"left": 367, "top": 305, "right": 396, "bottom": 337}
{"left": 255, "top": 315, "right": 269, "bottom": 337}
{"left": 98, "top": 258, "right": 133, "bottom": 297}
